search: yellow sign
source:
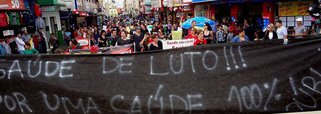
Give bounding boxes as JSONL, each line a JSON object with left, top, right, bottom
{"left": 173, "top": 0, "right": 181, "bottom": 7}
{"left": 279, "top": 1, "right": 312, "bottom": 16}
{"left": 172, "top": 30, "right": 182, "bottom": 40}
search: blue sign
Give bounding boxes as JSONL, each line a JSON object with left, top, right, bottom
{"left": 192, "top": 0, "right": 217, "bottom": 3}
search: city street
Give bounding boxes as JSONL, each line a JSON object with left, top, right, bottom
{"left": 1, "top": 0, "right": 321, "bottom": 114}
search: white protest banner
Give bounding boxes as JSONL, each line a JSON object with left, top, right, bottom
{"left": 163, "top": 39, "right": 194, "bottom": 50}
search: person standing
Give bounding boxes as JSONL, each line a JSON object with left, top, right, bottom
{"left": 148, "top": 35, "right": 163, "bottom": 51}
{"left": 227, "top": 23, "right": 237, "bottom": 42}
{"left": 194, "top": 31, "right": 207, "bottom": 45}
{"left": 275, "top": 20, "right": 288, "bottom": 44}
{"left": 232, "top": 29, "right": 249, "bottom": 43}
{"left": 203, "top": 23, "right": 213, "bottom": 44}
{"left": 185, "top": 28, "right": 198, "bottom": 39}
{"left": 294, "top": 18, "right": 307, "bottom": 38}
{"left": 15, "top": 33, "right": 25, "bottom": 54}
{"left": 116, "top": 31, "right": 133, "bottom": 46}
{"left": 216, "top": 25, "right": 226, "bottom": 43}
{"left": 133, "top": 28, "right": 145, "bottom": 52}
{"left": 98, "top": 31, "right": 108, "bottom": 47}
{"left": 263, "top": 23, "right": 278, "bottom": 40}
{"left": 49, "top": 33, "right": 59, "bottom": 53}
{"left": 109, "top": 29, "right": 119, "bottom": 46}
{"left": 157, "top": 29, "right": 168, "bottom": 40}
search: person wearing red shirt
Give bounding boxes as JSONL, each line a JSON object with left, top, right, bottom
{"left": 185, "top": 28, "right": 198, "bottom": 39}
{"left": 194, "top": 31, "right": 207, "bottom": 46}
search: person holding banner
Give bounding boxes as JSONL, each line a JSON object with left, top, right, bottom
{"left": 98, "top": 31, "right": 108, "bottom": 47}
{"left": 116, "top": 31, "right": 133, "bottom": 46}
{"left": 133, "top": 28, "right": 145, "bottom": 52}
{"left": 65, "top": 39, "right": 81, "bottom": 53}
{"left": 148, "top": 35, "right": 163, "bottom": 51}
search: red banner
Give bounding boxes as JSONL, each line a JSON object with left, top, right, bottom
{"left": 0, "top": 0, "right": 25, "bottom": 10}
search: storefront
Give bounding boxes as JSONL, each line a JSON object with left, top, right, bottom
{"left": 0, "top": 0, "right": 27, "bottom": 38}
{"left": 277, "top": 1, "right": 312, "bottom": 28}
{"left": 36, "top": 0, "right": 66, "bottom": 45}
{"left": 192, "top": 0, "right": 215, "bottom": 19}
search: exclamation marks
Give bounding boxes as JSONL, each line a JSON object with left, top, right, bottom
{"left": 238, "top": 46, "right": 247, "bottom": 67}
{"left": 230, "top": 46, "right": 239, "bottom": 69}
{"left": 223, "top": 46, "right": 247, "bottom": 71}
{"left": 224, "top": 47, "right": 231, "bottom": 71}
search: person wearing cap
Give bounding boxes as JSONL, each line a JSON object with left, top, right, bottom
{"left": 275, "top": 20, "right": 288, "bottom": 44}
{"left": 294, "top": 18, "right": 307, "bottom": 38}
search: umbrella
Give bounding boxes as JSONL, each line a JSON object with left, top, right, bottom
{"left": 182, "top": 17, "right": 216, "bottom": 29}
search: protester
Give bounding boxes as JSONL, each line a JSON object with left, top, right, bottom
{"left": 148, "top": 35, "right": 163, "bottom": 51}
{"left": 157, "top": 29, "right": 168, "bottom": 40}
{"left": 194, "top": 31, "right": 207, "bottom": 45}
{"left": 49, "top": 33, "right": 59, "bottom": 53}
{"left": 216, "top": 25, "right": 226, "bottom": 43}
{"left": 24, "top": 42, "right": 39, "bottom": 55}
{"left": 275, "top": 20, "right": 288, "bottom": 44}
{"left": 232, "top": 29, "right": 249, "bottom": 42}
{"left": 203, "top": 23, "right": 213, "bottom": 44}
{"left": 116, "top": 31, "right": 133, "bottom": 46}
{"left": 133, "top": 28, "right": 145, "bottom": 52}
{"left": 186, "top": 28, "right": 198, "bottom": 39}
{"left": 227, "top": 22, "right": 238, "bottom": 42}
{"left": 93, "top": 28, "right": 100, "bottom": 44}
{"left": 139, "top": 33, "right": 153, "bottom": 52}
{"left": 15, "top": 33, "right": 25, "bottom": 54}
{"left": 66, "top": 39, "right": 80, "bottom": 53}
{"left": 140, "top": 24, "right": 148, "bottom": 35}
{"left": 98, "top": 30, "right": 108, "bottom": 47}
{"left": 109, "top": 29, "right": 119, "bottom": 46}
{"left": 21, "top": 30, "right": 31, "bottom": 43}
{"left": 263, "top": 23, "right": 278, "bottom": 40}
{"left": 294, "top": 18, "right": 307, "bottom": 38}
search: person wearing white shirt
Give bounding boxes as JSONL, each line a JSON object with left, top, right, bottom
{"left": 15, "top": 33, "right": 25, "bottom": 54}
{"left": 276, "top": 20, "right": 288, "bottom": 44}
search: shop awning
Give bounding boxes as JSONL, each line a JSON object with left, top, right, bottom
{"left": 36, "top": 0, "right": 65, "bottom": 6}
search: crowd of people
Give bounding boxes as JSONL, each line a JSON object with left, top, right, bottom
{"left": 0, "top": 29, "right": 52, "bottom": 55}
{"left": 0, "top": 16, "right": 315, "bottom": 55}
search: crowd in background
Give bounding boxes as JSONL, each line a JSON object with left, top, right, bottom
{"left": 0, "top": 16, "right": 315, "bottom": 55}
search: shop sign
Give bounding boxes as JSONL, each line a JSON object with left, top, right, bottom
{"left": 173, "top": 0, "right": 181, "bottom": 7}
{"left": 41, "top": 6, "right": 56, "bottom": 12}
{"left": 182, "top": 5, "right": 191, "bottom": 11}
{"left": 279, "top": 1, "right": 312, "bottom": 16}
{"left": 0, "top": 0, "right": 25, "bottom": 10}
